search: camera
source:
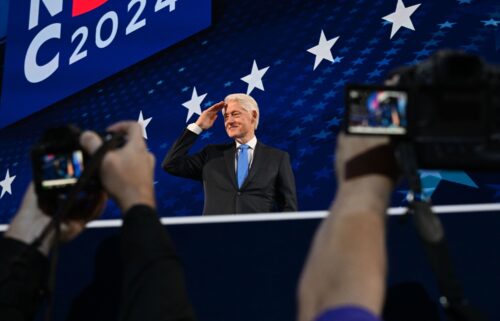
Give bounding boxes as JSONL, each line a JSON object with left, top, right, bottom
{"left": 344, "top": 50, "right": 500, "bottom": 170}
{"left": 32, "top": 126, "right": 87, "bottom": 191}
{"left": 31, "top": 125, "right": 120, "bottom": 219}
{"left": 31, "top": 125, "right": 98, "bottom": 216}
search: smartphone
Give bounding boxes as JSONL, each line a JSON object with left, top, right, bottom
{"left": 345, "top": 85, "right": 409, "bottom": 135}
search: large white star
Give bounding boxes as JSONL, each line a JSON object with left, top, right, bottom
{"left": 307, "top": 30, "right": 339, "bottom": 70}
{"left": 0, "top": 169, "right": 16, "bottom": 199}
{"left": 137, "top": 110, "right": 152, "bottom": 139}
{"left": 241, "top": 60, "right": 270, "bottom": 95}
{"left": 382, "top": 0, "right": 421, "bottom": 39}
{"left": 182, "top": 87, "right": 207, "bottom": 123}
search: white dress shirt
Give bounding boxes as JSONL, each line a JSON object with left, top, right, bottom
{"left": 186, "top": 123, "right": 257, "bottom": 170}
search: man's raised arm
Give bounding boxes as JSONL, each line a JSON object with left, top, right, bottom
{"left": 298, "top": 134, "right": 396, "bottom": 321}
{"left": 161, "top": 101, "right": 225, "bottom": 180}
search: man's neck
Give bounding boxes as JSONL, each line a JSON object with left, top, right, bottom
{"left": 235, "top": 135, "right": 256, "bottom": 145}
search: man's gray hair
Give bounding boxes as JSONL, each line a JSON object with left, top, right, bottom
{"left": 224, "top": 93, "right": 260, "bottom": 130}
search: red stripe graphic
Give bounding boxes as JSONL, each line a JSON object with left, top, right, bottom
{"left": 72, "top": 0, "right": 109, "bottom": 17}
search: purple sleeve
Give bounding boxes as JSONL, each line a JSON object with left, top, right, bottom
{"left": 314, "top": 306, "right": 382, "bottom": 321}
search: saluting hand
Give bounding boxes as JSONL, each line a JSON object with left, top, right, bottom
{"left": 195, "top": 101, "right": 226, "bottom": 130}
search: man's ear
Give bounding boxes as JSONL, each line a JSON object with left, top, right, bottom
{"left": 252, "top": 110, "right": 258, "bottom": 121}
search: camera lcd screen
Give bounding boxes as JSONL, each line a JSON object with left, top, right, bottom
{"left": 346, "top": 87, "right": 408, "bottom": 135}
{"left": 40, "top": 151, "right": 84, "bottom": 188}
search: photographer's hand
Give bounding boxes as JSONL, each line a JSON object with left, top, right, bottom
{"left": 5, "top": 183, "right": 105, "bottom": 256}
{"left": 80, "top": 121, "right": 156, "bottom": 212}
{"left": 298, "top": 134, "right": 396, "bottom": 321}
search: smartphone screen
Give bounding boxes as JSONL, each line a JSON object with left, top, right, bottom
{"left": 41, "top": 150, "right": 84, "bottom": 188}
{"left": 346, "top": 87, "right": 408, "bottom": 135}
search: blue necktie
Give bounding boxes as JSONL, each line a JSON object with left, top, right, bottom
{"left": 237, "top": 144, "right": 249, "bottom": 189}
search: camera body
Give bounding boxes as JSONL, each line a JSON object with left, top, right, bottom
{"left": 32, "top": 126, "right": 87, "bottom": 192}
{"left": 31, "top": 125, "right": 98, "bottom": 215}
{"left": 344, "top": 50, "right": 500, "bottom": 170}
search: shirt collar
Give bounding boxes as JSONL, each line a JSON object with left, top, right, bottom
{"left": 236, "top": 136, "right": 257, "bottom": 150}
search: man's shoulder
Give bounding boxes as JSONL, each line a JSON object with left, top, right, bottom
{"left": 203, "top": 141, "right": 235, "bottom": 153}
{"left": 257, "top": 142, "right": 289, "bottom": 157}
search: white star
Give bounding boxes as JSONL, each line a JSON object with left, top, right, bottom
{"left": 383, "top": 0, "right": 421, "bottom": 39}
{"left": 420, "top": 171, "right": 441, "bottom": 178}
{"left": 307, "top": 30, "right": 340, "bottom": 70}
{"left": 182, "top": 87, "right": 207, "bottom": 123}
{"left": 482, "top": 18, "right": 500, "bottom": 27}
{"left": 137, "top": 110, "right": 152, "bottom": 139}
{"left": 0, "top": 169, "right": 16, "bottom": 199}
{"left": 241, "top": 60, "right": 270, "bottom": 95}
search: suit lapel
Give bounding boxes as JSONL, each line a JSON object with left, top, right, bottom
{"left": 242, "top": 142, "right": 263, "bottom": 189}
{"left": 224, "top": 144, "right": 238, "bottom": 189}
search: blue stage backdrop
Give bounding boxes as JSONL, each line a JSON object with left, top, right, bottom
{"left": 1, "top": 0, "right": 500, "bottom": 222}
{"left": 0, "top": 0, "right": 211, "bottom": 128}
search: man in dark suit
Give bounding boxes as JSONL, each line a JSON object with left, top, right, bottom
{"left": 162, "top": 93, "right": 298, "bottom": 215}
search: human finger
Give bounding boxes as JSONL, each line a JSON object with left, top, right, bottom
{"left": 106, "top": 121, "right": 140, "bottom": 135}
{"left": 207, "top": 101, "right": 225, "bottom": 112}
{"left": 59, "top": 220, "right": 86, "bottom": 242}
{"left": 80, "top": 131, "right": 103, "bottom": 155}
{"left": 149, "top": 152, "right": 156, "bottom": 168}
{"left": 384, "top": 74, "right": 400, "bottom": 86}
{"left": 106, "top": 121, "right": 144, "bottom": 147}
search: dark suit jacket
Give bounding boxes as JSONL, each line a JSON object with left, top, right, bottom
{"left": 0, "top": 205, "right": 195, "bottom": 321}
{"left": 162, "top": 129, "right": 298, "bottom": 215}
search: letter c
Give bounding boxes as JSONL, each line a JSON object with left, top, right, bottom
{"left": 24, "top": 23, "right": 61, "bottom": 83}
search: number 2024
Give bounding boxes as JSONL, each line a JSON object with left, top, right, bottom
{"left": 23, "top": 0, "right": 178, "bottom": 83}
{"left": 70, "top": 0, "right": 178, "bottom": 65}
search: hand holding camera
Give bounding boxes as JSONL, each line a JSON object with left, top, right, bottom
{"left": 80, "top": 121, "right": 156, "bottom": 213}
{"left": 31, "top": 125, "right": 106, "bottom": 220}
{"left": 29, "top": 121, "right": 155, "bottom": 239}
{"left": 344, "top": 50, "right": 500, "bottom": 170}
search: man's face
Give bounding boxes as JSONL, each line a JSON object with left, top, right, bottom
{"left": 223, "top": 100, "right": 256, "bottom": 142}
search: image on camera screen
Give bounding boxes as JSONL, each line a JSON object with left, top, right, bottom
{"left": 41, "top": 151, "right": 84, "bottom": 188}
{"left": 347, "top": 88, "right": 408, "bottom": 135}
